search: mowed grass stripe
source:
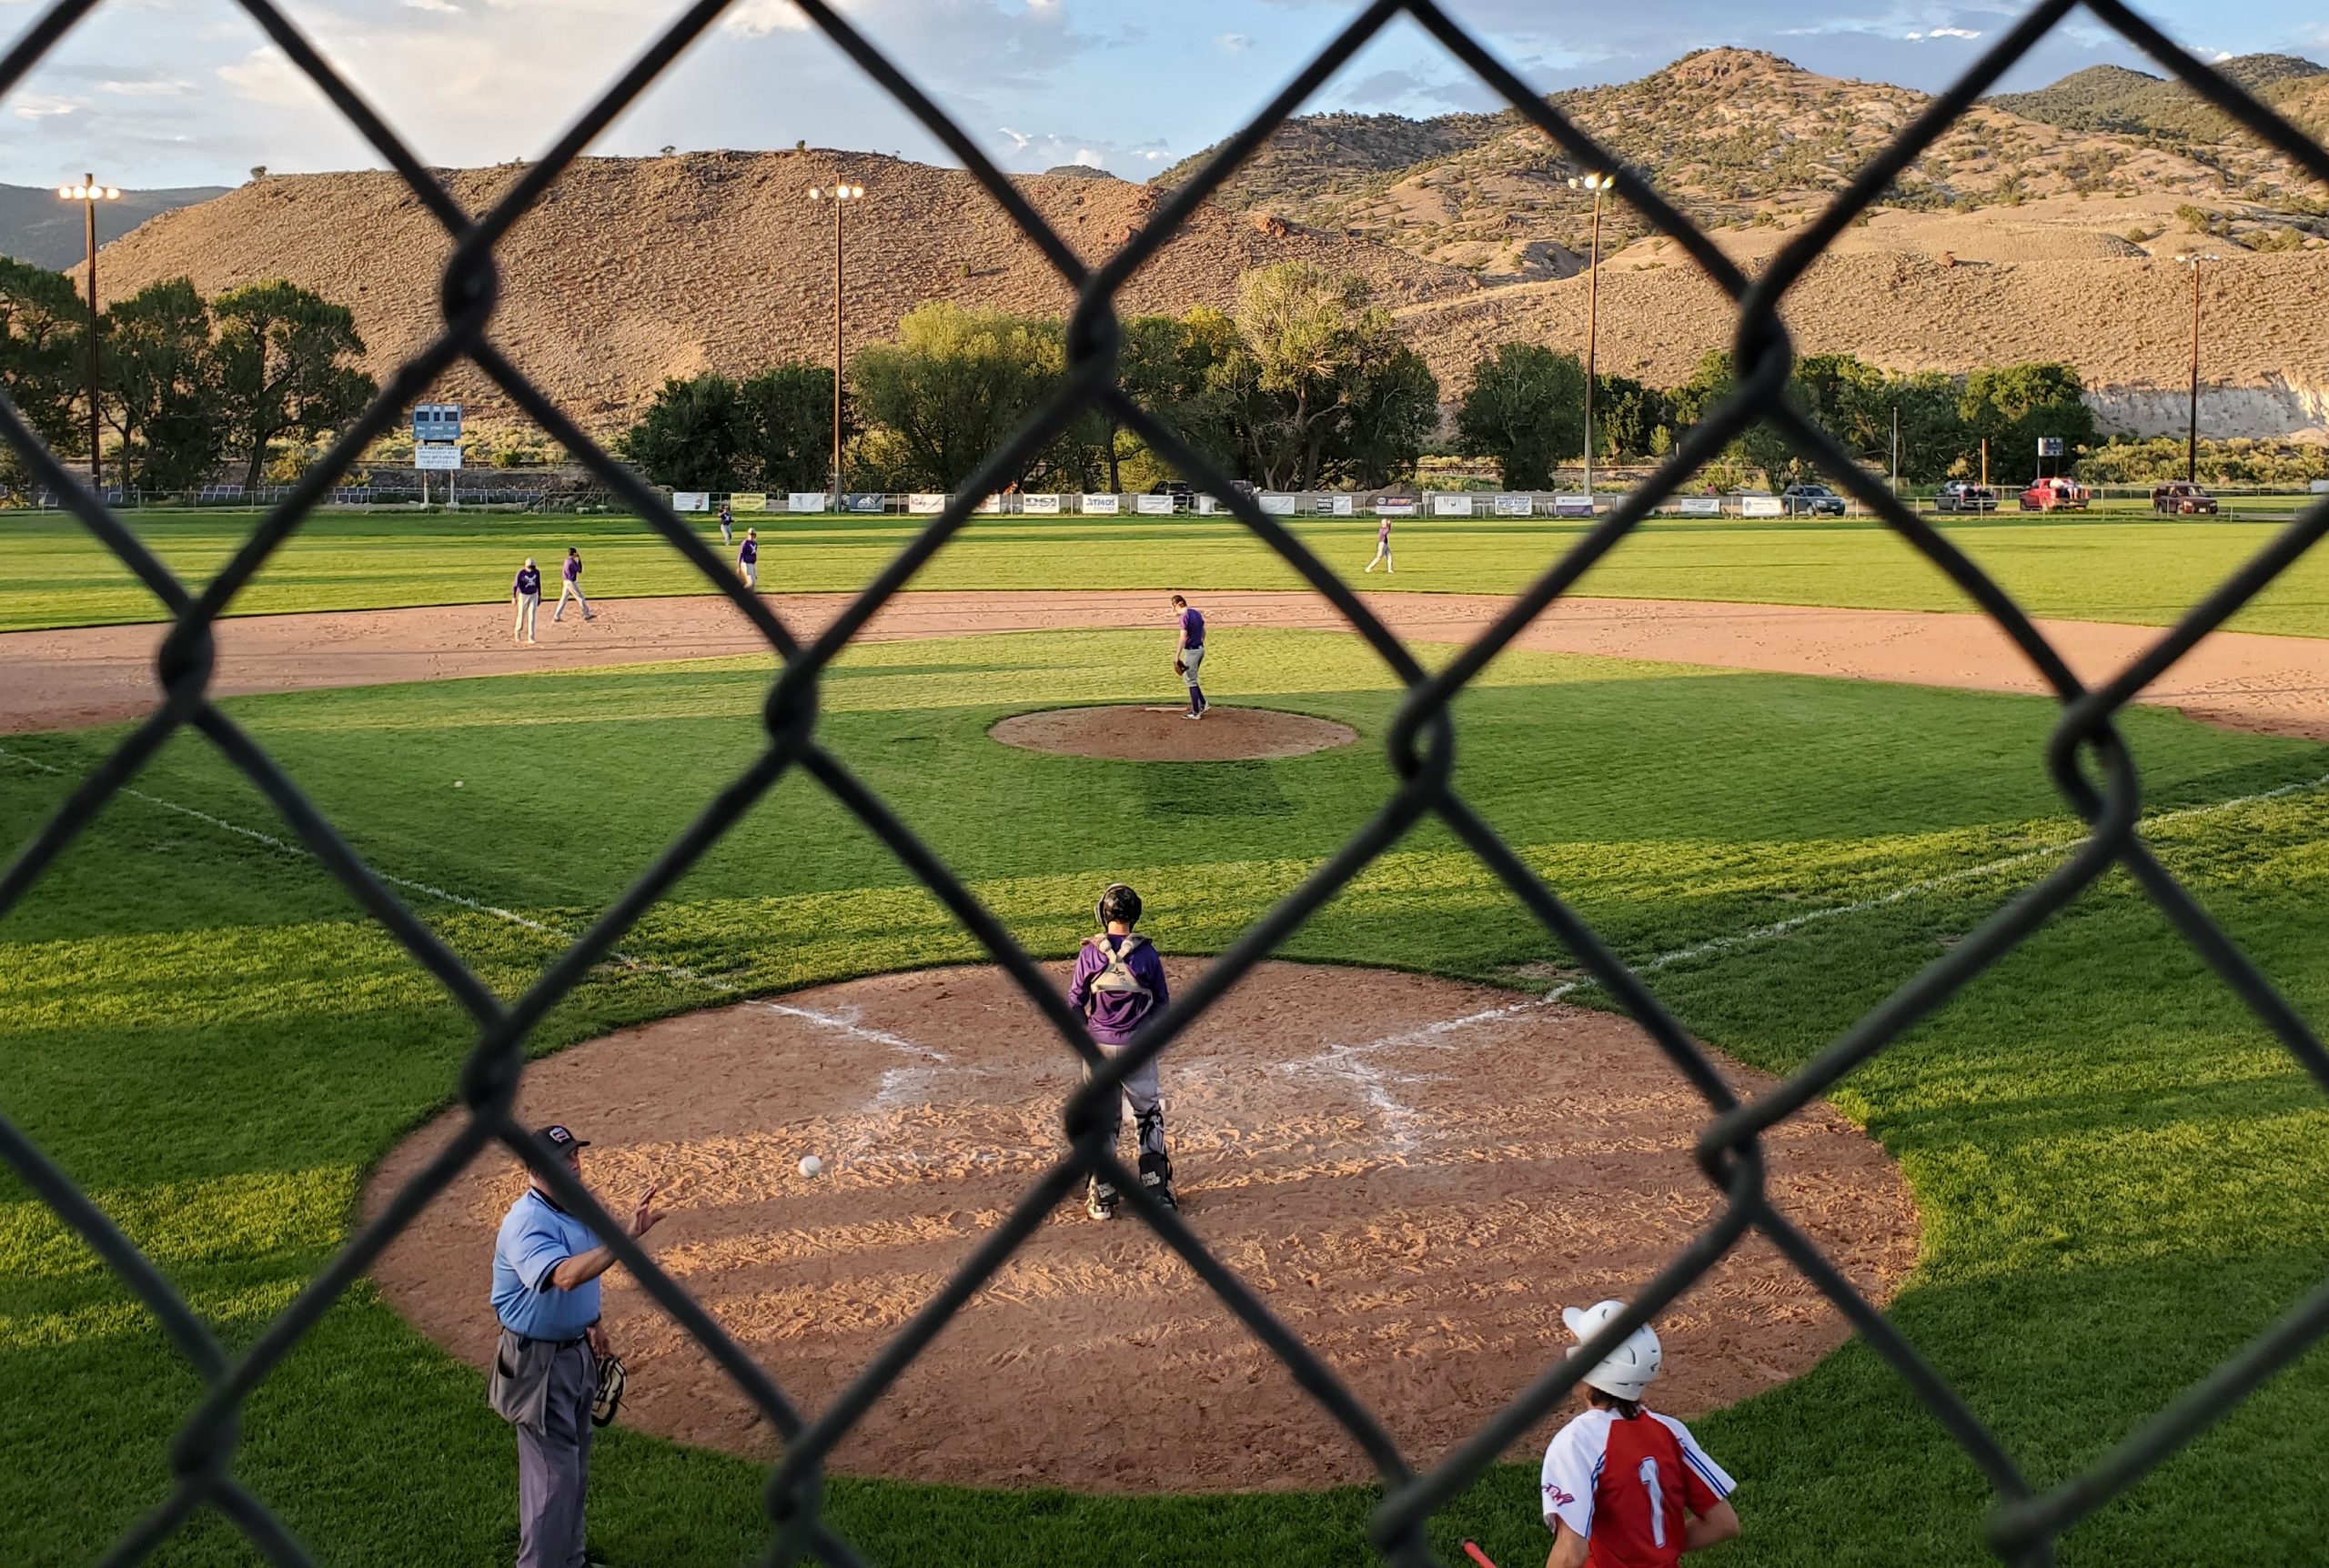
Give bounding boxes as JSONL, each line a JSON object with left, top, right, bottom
{"left": 4, "top": 630, "right": 2329, "bottom": 1565}
{"left": 9, "top": 506, "right": 2329, "bottom": 637}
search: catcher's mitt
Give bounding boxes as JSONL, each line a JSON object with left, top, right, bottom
{"left": 591, "top": 1352, "right": 627, "bottom": 1428}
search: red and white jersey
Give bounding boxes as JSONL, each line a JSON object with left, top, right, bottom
{"left": 1539, "top": 1407, "right": 1735, "bottom": 1568}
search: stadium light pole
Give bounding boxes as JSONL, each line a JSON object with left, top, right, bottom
{"left": 808, "top": 181, "right": 864, "bottom": 508}
{"left": 57, "top": 175, "right": 120, "bottom": 494}
{"left": 1568, "top": 172, "right": 1614, "bottom": 505}
{"left": 2176, "top": 253, "right": 2220, "bottom": 483}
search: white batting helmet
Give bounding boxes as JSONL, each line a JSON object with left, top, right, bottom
{"left": 1562, "top": 1300, "right": 1663, "bottom": 1402}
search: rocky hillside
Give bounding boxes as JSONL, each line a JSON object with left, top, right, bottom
{"left": 94, "top": 150, "right": 1473, "bottom": 432}
{"left": 1156, "top": 49, "right": 2328, "bottom": 282}
{"left": 1991, "top": 53, "right": 2327, "bottom": 140}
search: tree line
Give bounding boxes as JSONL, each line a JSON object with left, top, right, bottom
{"left": 622, "top": 260, "right": 1440, "bottom": 495}
{"left": 0, "top": 259, "right": 376, "bottom": 494}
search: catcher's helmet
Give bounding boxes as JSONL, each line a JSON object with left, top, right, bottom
{"left": 1561, "top": 1300, "right": 1663, "bottom": 1402}
{"left": 1095, "top": 882, "right": 1143, "bottom": 929}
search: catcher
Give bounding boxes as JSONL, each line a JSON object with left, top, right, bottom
{"left": 1537, "top": 1301, "right": 1740, "bottom": 1568}
{"left": 1065, "top": 882, "right": 1177, "bottom": 1218}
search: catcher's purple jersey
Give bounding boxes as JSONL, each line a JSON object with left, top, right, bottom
{"left": 1068, "top": 933, "right": 1170, "bottom": 1044}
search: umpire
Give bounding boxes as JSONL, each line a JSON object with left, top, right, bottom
{"left": 489, "top": 1125, "right": 665, "bottom": 1568}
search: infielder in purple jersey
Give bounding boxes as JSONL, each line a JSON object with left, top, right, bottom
{"left": 1365, "top": 515, "right": 1394, "bottom": 574}
{"left": 1066, "top": 882, "right": 1176, "bottom": 1219}
{"left": 511, "top": 558, "right": 542, "bottom": 645}
{"left": 1170, "top": 594, "right": 1207, "bottom": 719}
{"left": 737, "top": 528, "right": 759, "bottom": 589}
{"left": 552, "top": 547, "right": 594, "bottom": 622}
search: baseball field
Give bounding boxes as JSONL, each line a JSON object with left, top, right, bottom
{"left": 5, "top": 507, "right": 2329, "bottom": 1566}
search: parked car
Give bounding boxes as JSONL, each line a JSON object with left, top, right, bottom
{"left": 2019, "top": 477, "right": 2090, "bottom": 512}
{"left": 1148, "top": 479, "right": 1195, "bottom": 511}
{"left": 1780, "top": 483, "right": 1847, "bottom": 517}
{"left": 2153, "top": 480, "right": 2219, "bottom": 516}
{"left": 1936, "top": 482, "right": 1999, "bottom": 514}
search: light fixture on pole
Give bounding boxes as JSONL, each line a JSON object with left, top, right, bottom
{"left": 808, "top": 182, "right": 864, "bottom": 508}
{"left": 2175, "top": 253, "right": 2220, "bottom": 484}
{"left": 1568, "top": 172, "right": 1615, "bottom": 507}
{"left": 56, "top": 176, "right": 121, "bottom": 494}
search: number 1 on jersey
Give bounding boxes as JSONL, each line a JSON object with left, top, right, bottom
{"left": 1638, "top": 1457, "right": 1667, "bottom": 1548}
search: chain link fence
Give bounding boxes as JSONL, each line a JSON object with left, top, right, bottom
{"left": 5, "top": 1, "right": 2329, "bottom": 1564}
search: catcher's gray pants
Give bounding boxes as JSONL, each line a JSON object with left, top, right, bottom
{"left": 1088, "top": 1038, "right": 1167, "bottom": 1181}
{"left": 516, "top": 1340, "right": 594, "bottom": 1568}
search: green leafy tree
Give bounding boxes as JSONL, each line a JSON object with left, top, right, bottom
{"left": 738, "top": 364, "right": 840, "bottom": 492}
{"left": 1340, "top": 342, "right": 1439, "bottom": 488}
{"left": 1456, "top": 342, "right": 1584, "bottom": 489}
{"left": 1231, "top": 261, "right": 1420, "bottom": 489}
{"left": 1590, "top": 373, "right": 1672, "bottom": 461}
{"left": 622, "top": 374, "right": 751, "bottom": 491}
{"left": 1958, "top": 363, "right": 2097, "bottom": 482}
{"left": 211, "top": 281, "right": 375, "bottom": 492}
{"left": 102, "top": 278, "right": 220, "bottom": 493}
{"left": 0, "top": 256, "right": 89, "bottom": 469}
{"left": 850, "top": 303, "right": 1062, "bottom": 489}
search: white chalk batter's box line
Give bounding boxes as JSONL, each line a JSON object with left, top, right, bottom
{"left": 5, "top": 743, "right": 2326, "bottom": 1155}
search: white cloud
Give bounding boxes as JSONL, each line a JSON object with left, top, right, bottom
{"left": 405, "top": 0, "right": 462, "bottom": 12}
{"left": 11, "top": 95, "right": 80, "bottom": 120}
{"left": 1217, "top": 32, "right": 1251, "bottom": 51}
{"left": 1073, "top": 146, "right": 1104, "bottom": 166}
{"left": 215, "top": 47, "right": 316, "bottom": 109}
{"left": 1930, "top": 25, "right": 1981, "bottom": 39}
{"left": 99, "top": 77, "right": 195, "bottom": 98}
{"left": 999, "top": 125, "right": 1033, "bottom": 149}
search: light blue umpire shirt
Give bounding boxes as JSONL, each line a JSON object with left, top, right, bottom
{"left": 491, "top": 1188, "right": 602, "bottom": 1342}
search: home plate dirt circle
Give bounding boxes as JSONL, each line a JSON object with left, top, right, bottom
{"left": 368, "top": 962, "right": 1916, "bottom": 1493}
{"left": 989, "top": 704, "right": 1358, "bottom": 761}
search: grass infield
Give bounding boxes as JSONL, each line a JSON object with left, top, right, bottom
{"left": 6, "top": 507, "right": 2329, "bottom": 638}
{"left": 5, "top": 628, "right": 2329, "bottom": 1565}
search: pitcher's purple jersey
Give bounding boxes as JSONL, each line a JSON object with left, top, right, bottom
{"left": 1068, "top": 933, "right": 1169, "bottom": 1045}
{"left": 1178, "top": 606, "right": 1205, "bottom": 648}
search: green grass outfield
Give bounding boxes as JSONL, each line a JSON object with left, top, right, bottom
{"left": 7, "top": 506, "right": 2329, "bottom": 637}
{"left": 5, "top": 628, "right": 2329, "bottom": 1565}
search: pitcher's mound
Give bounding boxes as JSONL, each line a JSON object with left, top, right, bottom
{"left": 991, "top": 704, "right": 1357, "bottom": 761}
{"left": 368, "top": 962, "right": 1915, "bottom": 1493}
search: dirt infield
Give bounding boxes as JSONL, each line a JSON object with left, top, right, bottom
{"left": 990, "top": 705, "right": 1359, "bottom": 761}
{"left": 8, "top": 588, "right": 2329, "bottom": 741}
{"left": 367, "top": 962, "right": 1915, "bottom": 1493}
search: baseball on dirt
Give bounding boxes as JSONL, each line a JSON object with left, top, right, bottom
{"left": 798, "top": 1154, "right": 823, "bottom": 1178}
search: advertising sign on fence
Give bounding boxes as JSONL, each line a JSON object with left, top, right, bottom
{"left": 1326, "top": 494, "right": 1355, "bottom": 517}
{"left": 1373, "top": 498, "right": 1418, "bottom": 517}
{"left": 908, "top": 493, "right": 947, "bottom": 515}
{"left": 1432, "top": 494, "right": 1474, "bottom": 517}
{"left": 846, "top": 493, "right": 884, "bottom": 513}
{"left": 1260, "top": 493, "right": 1297, "bottom": 516}
{"left": 728, "top": 493, "right": 768, "bottom": 514}
{"left": 785, "top": 492, "right": 825, "bottom": 513}
{"left": 1677, "top": 497, "right": 1724, "bottom": 517}
{"left": 415, "top": 445, "right": 462, "bottom": 471}
{"left": 670, "top": 490, "right": 710, "bottom": 512}
{"left": 1552, "top": 495, "right": 1596, "bottom": 518}
{"left": 1738, "top": 494, "right": 1786, "bottom": 518}
{"left": 1492, "top": 494, "right": 1533, "bottom": 518}
{"left": 1196, "top": 495, "right": 1221, "bottom": 514}
{"left": 1134, "top": 493, "right": 1174, "bottom": 515}
{"left": 1023, "top": 493, "right": 1063, "bottom": 515}
{"left": 975, "top": 493, "right": 1003, "bottom": 513}
{"left": 1083, "top": 493, "right": 1122, "bottom": 515}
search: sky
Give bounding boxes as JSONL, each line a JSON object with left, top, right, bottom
{"left": 0, "top": 0, "right": 2321, "bottom": 189}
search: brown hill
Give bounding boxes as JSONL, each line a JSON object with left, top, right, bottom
{"left": 96, "top": 150, "right": 1474, "bottom": 433}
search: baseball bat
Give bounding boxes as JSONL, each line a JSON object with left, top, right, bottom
{"left": 1461, "top": 1542, "right": 1500, "bottom": 1568}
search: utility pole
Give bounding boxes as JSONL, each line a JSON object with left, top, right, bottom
{"left": 2178, "top": 254, "right": 2219, "bottom": 483}
{"left": 1890, "top": 406, "right": 1900, "bottom": 498}
{"left": 808, "top": 180, "right": 864, "bottom": 508}
{"left": 1568, "top": 172, "right": 1614, "bottom": 508}
{"left": 57, "top": 176, "right": 120, "bottom": 493}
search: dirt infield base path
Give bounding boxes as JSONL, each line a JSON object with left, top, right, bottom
{"left": 8, "top": 588, "right": 2329, "bottom": 740}
{"left": 368, "top": 962, "right": 1915, "bottom": 1493}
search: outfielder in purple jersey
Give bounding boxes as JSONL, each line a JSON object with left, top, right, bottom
{"left": 1066, "top": 881, "right": 1176, "bottom": 1218}
{"left": 1366, "top": 515, "right": 1394, "bottom": 574}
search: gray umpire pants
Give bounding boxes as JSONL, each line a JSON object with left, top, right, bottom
{"left": 517, "top": 1341, "right": 594, "bottom": 1568}
{"left": 1088, "top": 1037, "right": 1167, "bottom": 1185}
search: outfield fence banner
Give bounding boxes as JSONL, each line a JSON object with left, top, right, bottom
{"left": 1082, "top": 493, "right": 1121, "bottom": 515}
{"left": 1678, "top": 497, "right": 1725, "bottom": 518}
{"left": 1552, "top": 495, "right": 1596, "bottom": 518}
{"left": 1326, "top": 494, "right": 1355, "bottom": 517}
{"left": 1738, "top": 494, "right": 1787, "bottom": 518}
{"left": 1023, "top": 493, "right": 1063, "bottom": 515}
{"left": 1373, "top": 498, "right": 1418, "bottom": 517}
{"left": 727, "top": 492, "right": 769, "bottom": 514}
{"left": 1431, "top": 494, "right": 1474, "bottom": 518}
{"left": 785, "top": 492, "right": 825, "bottom": 513}
{"left": 1134, "top": 493, "right": 1174, "bottom": 516}
{"left": 974, "top": 493, "right": 1004, "bottom": 514}
{"left": 845, "top": 492, "right": 885, "bottom": 513}
{"left": 1195, "top": 494, "right": 1223, "bottom": 514}
{"left": 14, "top": 7, "right": 2329, "bottom": 1568}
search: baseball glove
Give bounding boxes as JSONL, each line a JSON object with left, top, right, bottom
{"left": 591, "top": 1352, "right": 627, "bottom": 1428}
{"left": 1173, "top": 659, "right": 1186, "bottom": 676}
